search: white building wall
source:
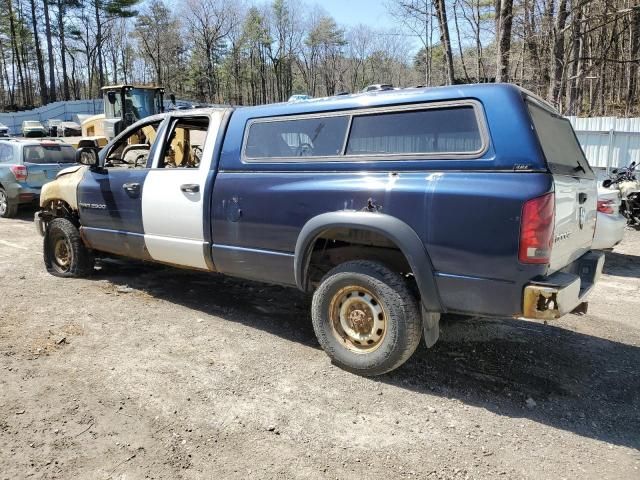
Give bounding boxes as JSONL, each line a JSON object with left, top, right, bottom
{"left": 0, "top": 99, "right": 103, "bottom": 135}
{"left": 567, "top": 116, "right": 640, "bottom": 169}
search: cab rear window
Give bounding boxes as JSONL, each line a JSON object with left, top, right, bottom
{"left": 527, "top": 101, "right": 594, "bottom": 178}
{"left": 245, "top": 116, "right": 349, "bottom": 159}
{"left": 23, "top": 145, "right": 76, "bottom": 164}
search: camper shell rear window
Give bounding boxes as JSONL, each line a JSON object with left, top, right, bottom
{"left": 527, "top": 99, "right": 594, "bottom": 178}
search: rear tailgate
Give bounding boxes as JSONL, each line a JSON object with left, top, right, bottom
{"left": 23, "top": 143, "right": 76, "bottom": 188}
{"left": 527, "top": 99, "right": 597, "bottom": 273}
{"left": 24, "top": 163, "right": 63, "bottom": 188}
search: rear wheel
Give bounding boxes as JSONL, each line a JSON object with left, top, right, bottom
{"left": 0, "top": 188, "right": 18, "bottom": 218}
{"left": 44, "top": 218, "right": 94, "bottom": 277}
{"left": 311, "top": 260, "right": 422, "bottom": 376}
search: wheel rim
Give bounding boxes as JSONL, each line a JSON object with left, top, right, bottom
{"left": 53, "top": 237, "right": 72, "bottom": 270}
{"left": 329, "top": 286, "right": 387, "bottom": 353}
{"left": 0, "top": 191, "right": 7, "bottom": 216}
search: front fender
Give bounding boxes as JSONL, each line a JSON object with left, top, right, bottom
{"left": 294, "top": 211, "right": 442, "bottom": 312}
{"left": 39, "top": 165, "right": 87, "bottom": 210}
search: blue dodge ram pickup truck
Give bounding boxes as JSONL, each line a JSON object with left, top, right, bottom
{"left": 36, "top": 84, "right": 603, "bottom": 375}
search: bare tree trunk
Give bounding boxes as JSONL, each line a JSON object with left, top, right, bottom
{"left": 7, "top": 0, "right": 27, "bottom": 105}
{"left": 474, "top": 0, "right": 484, "bottom": 81}
{"left": 626, "top": 5, "right": 640, "bottom": 115}
{"left": 0, "top": 37, "right": 12, "bottom": 107}
{"left": 29, "top": 0, "right": 48, "bottom": 105}
{"left": 434, "top": 0, "right": 455, "bottom": 84}
{"left": 547, "top": 0, "right": 568, "bottom": 105}
{"left": 43, "top": 0, "right": 56, "bottom": 102}
{"left": 453, "top": 0, "right": 471, "bottom": 83}
{"left": 94, "top": 0, "right": 105, "bottom": 89}
{"left": 57, "top": 0, "right": 70, "bottom": 100}
{"left": 495, "top": 0, "right": 514, "bottom": 82}
{"left": 566, "top": 3, "right": 584, "bottom": 115}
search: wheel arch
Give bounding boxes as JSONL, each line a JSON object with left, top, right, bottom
{"left": 41, "top": 198, "right": 75, "bottom": 216}
{"left": 294, "top": 211, "right": 442, "bottom": 312}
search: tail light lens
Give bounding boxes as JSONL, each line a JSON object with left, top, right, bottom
{"left": 519, "top": 192, "right": 555, "bottom": 264}
{"left": 10, "top": 165, "right": 27, "bottom": 182}
{"left": 597, "top": 199, "right": 615, "bottom": 215}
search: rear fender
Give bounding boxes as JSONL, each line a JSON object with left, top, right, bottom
{"left": 294, "top": 211, "right": 442, "bottom": 313}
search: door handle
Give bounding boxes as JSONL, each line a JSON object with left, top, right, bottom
{"left": 180, "top": 184, "right": 200, "bottom": 193}
{"left": 122, "top": 182, "right": 140, "bottom": 192}
{"left": 578, "top": 192, "right": 587, "bottom": 204}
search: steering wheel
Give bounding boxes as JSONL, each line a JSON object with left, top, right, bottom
{"left": 296, "top": 143, "right": 313, "bottom": 156}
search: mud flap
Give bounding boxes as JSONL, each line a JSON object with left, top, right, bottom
{"left": 421, "top": 305, "right": 440, "bottom": 348}
{"left": 571, "top": 301, "right": 589, "bottom": 315}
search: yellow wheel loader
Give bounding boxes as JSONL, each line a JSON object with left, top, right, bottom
{"left": 81, "top": 85, "right": 171, "bottom": 143}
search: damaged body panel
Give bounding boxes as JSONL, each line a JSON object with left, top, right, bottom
{"left": 35, "top": 165, "right": 87, "bottom": 236}
{"left": 39, "top": 165, "right": 86, "bottom": 211}
{"left": 522, "top": 251, "right": 604, "bottom": 321}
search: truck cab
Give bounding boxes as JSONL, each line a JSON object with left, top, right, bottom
{"left": 35, "top": 84, "right": 603, "bottom": 376}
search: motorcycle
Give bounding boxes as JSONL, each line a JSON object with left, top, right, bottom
{"left": 602, "top": 161, "right": 640, "bottom": 229}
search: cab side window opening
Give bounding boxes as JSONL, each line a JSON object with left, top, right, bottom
{"left": 245, "top": 116, "right": 349, "bottom": 159}
{"left": 157, "top": 117, "right": 209, "bottom": 169}
{"left": 105, "top": 121, "right": 162, "bottom": 169}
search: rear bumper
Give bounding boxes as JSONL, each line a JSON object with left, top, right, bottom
{"left": 522, "top": 250, "right": 604, "bottom": 321}
{"left": 5, "top": 183, "right": 41, "bottom": 204}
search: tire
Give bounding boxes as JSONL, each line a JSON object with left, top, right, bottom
{"left": 44, "top": 218, "right": 94, "bottom": 277}
{"left": 0, "top": 188, "right": 18, "bottom": 218}
{"left": 311, "top": 260, "right": 422, "bottom": 376}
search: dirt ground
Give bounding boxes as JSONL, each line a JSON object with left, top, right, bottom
{"left": 1, "top": 209, "right": 639, "bottom": 480}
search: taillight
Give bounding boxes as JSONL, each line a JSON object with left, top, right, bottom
{"left": 10, "top": 165, "right": 27, "bottom": 182}
{"left": 597, "top": 199, "right": 615, "bottom": 215}
{"left": 519, "top": 192, "right": 555, "bottom": 264}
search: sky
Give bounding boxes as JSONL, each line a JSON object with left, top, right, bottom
{"left": 316, "top": 0, "right": 422, "bottom": 51}
{"left": 318, "top": 0, "right": 396, "bottom": 31}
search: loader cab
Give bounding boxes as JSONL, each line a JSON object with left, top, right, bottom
{"left": 102, "top": 85, "right": 165, "bottom": 139}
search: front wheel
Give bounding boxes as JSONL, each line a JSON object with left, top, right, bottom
{"left": 44, "top": 218, "right": 95, "bottom": 277}
{"left": 311, "top": 260, "right": 422, "bottom": 376}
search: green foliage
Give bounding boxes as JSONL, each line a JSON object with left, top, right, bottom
{"left": 242, "top": 7, "right": 270, "bottom": 47}
{"left": 102, "top": 0, "right": 140, "bottom": 18}
{"left": 306, "top": 16, "right": 345, "bottom": 49}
